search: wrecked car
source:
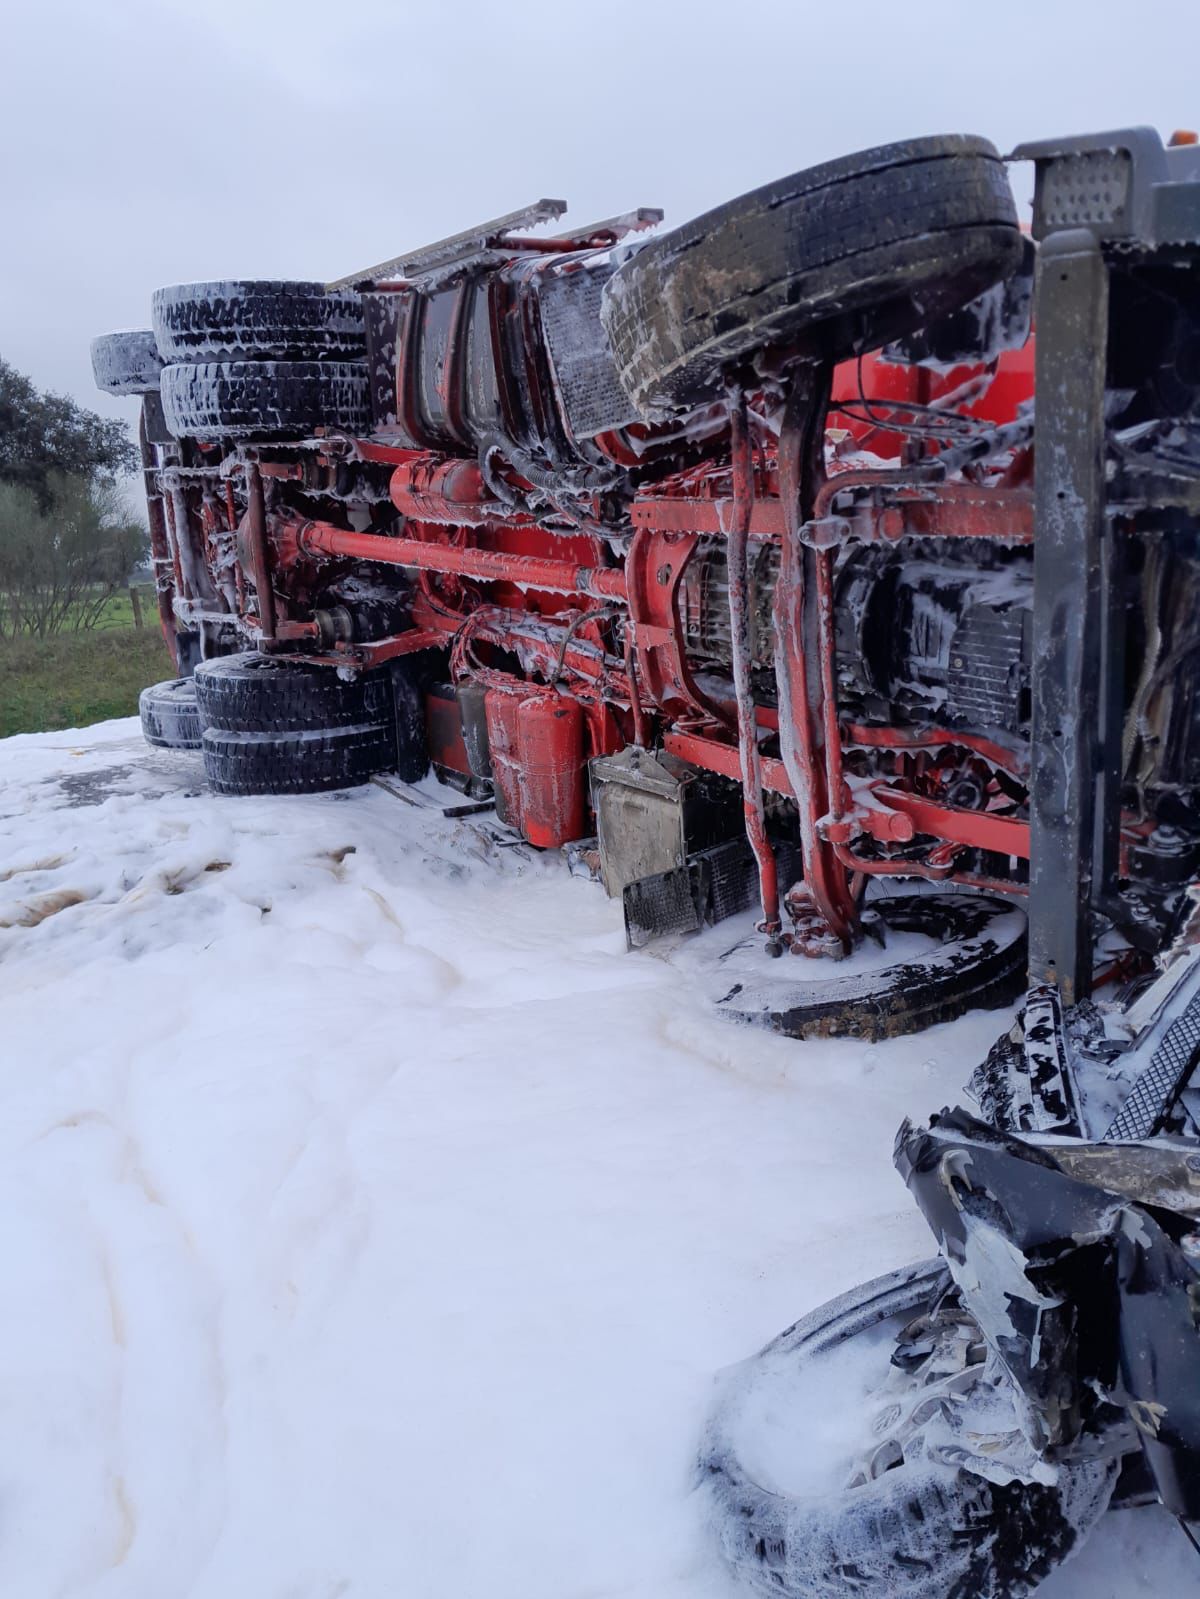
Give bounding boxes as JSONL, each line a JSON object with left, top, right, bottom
{"left": 702, "top": 955, "right": 1200, "bottom": 1596}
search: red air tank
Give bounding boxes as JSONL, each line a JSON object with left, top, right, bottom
{"left": 484, "top": 688, "right": 525, "bottom": 829}
{"left": 517, "top": 694, "right": 586, "bottom": 849}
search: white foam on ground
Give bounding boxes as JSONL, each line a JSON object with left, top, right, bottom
{"left": 0, "top": 717, "right": 1189, "bottom": 1597}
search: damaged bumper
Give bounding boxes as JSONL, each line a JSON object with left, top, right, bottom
{"left": 896, "top": 1108, "right": 1200, "bottom": 1518}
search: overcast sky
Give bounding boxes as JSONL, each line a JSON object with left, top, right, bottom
{"left": 3, "top": 0, "right": 1198, "bottom": 439}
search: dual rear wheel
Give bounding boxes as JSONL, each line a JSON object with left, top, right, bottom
{"left": 155, "top": 281, "right": 370, "bottom": 440}
{"left": 139, "top": 654, "right": 396, "bottom": 795}
{"left": 92, "top": 280, "right": 370, "bottom": 439}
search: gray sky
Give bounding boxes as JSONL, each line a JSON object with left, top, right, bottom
{"left": 3, "top": 0, "right": 1199, "bottom": 440}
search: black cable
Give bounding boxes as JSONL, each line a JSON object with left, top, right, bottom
{"left": 549, "top": 604, "right": 621, "bottom": 686}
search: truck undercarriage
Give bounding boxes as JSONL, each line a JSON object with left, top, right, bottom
{"left": 94, "top": 129, "right": 1200, "bottom": 1044}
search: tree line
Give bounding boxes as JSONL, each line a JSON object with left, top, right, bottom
{"left": 0, "top": 357, "right": 148, "bottom": 638}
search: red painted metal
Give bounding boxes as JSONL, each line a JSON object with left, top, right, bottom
{"left": 631, "top": 494, "right": 788, "bottom": 539}
{"left": 828, "top": 343, "right": 1035, "bottom": 454}
{"left": 663, "top": 729, "right": 792, "bottom": 798}
{"left": 445, "top": 602, "right": 631, "bottom": 707}
{"left": 161, "top": 488, "right": 187, "bottom": 602}
{"left": 810, "top": 478, "right": 1034, "bottom": 545}
{"left": 281, "top": 627, "right": 446, "bottom": 670}
{"left": 830, "top": 840, "right": 1028, "bottom": 898}
{"left": 624, "top": 524, "right": 727, "bottom": 726}
{"left": 518, "top": 695, "right": 586, "bottom": 848}
{"left": 485, "top": 688, "right": 526, "bottom": 829}
{"left": 139, "top": 214, "right": 1046, "bottom": 958}
{"left": 664, "top": 730, "right": 1029, "bottom": 870}
{"left": 841, "top": 722, "right": 1026, "bottom": 776}
{"left": 869, "top": 787, "right": 1030, "bottom": 860}
{"left": 281, "top": 516, "right": 627, "bottom": 601}
{"left": 138, "top": 405, "right": 180, "bottom": 666}
{"left": 631, "top": 472, "right": 1031, "bottom": 547}
{"left": 425, "top": 683, "right": 472, "bottom": 776}
{"left": 243, "top": 464, "right": 275, "bottom": 640}
{"left": 388, "top": 456, "right": 504, "bottom": 525}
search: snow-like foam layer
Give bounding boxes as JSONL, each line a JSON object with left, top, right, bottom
{"left": 719, "top": 1314, "right": 901, "bottom": 1498}
{"left": 0, "top": 718, "right": 1186, "bottom": 1596}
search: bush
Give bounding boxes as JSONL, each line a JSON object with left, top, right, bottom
{"left": 0, "top": 474, "right": 148, "bottom": 638}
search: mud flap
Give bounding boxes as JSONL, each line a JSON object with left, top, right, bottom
{"left": 388, "top": 658, "right": 430, "bottom": 785}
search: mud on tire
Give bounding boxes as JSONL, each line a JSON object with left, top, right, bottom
{"left": 194, "top": 652, "right": 393, "bottom": 734}
{"left": 152, "top": 280, "right": 365, "bottom": 362}
{"left": 139, "top": 677, "right": 202, "bottom": 750}
{"left": 160, "top": 361, "right": 370, "bottom": 440}
{"left": 602, "top": 135, "right": 1022, "bottom": 417}
{"left": 702, "top": 1261, "right": 1118, "bottom": 1599}
{"left": 91, "top": 330, "right": 164, "bottom": 396}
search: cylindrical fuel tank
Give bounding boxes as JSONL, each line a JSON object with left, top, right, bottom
{"left": 458, "top": 679, "right": 493, "bottom": 780}
{"left": 517, "top": 694, "right": 586, "bottom": 849}
{"left": 485, "top": 688, "right": 525, "bottom": 828}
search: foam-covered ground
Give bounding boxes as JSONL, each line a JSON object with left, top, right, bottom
{"left": 0, "top": 718, "right": 1188, "bottom": 1596}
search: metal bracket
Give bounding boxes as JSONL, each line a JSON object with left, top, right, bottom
{"left": 1026, "top": 229, "right": 1110, "bottom": 1003}
{"left": 327, "top": 199, "right": 568, "bottom": 289}
{"left": 558, "top": 207, "right": 663, "bottom": 241}
{"left": 1010, "top": 126, "right": 1200, "bottom": 246}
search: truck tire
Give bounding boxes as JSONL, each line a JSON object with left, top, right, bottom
{"left": 702, "top": 1261, "right": 1118, "bottom": 1599}
{"left": 194, "top": 652, "right": 393, "bottom": 734}
{"left": 139, "top": 677, "right": 202, "bottom": 749}
{"left": 160, "top": 361, "right": 370, "bottom": 440}
{"left": 91, "top": 330, "right": 164, "bottom": 396}
{"left": 713, "top": 893, "right": 1026, "bottom": 1040}
{"left": 152, "top": 280, "right": 365, "bottom": 362}
{"left": 202, "top": 724, "right": 394, "bottom": 796}
{"left": 601, "top": 136, "right": 1022, "bottom": 416}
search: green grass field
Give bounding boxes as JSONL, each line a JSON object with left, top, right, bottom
{"left": 0, "top": 587, "right": 173, "bottom": 738}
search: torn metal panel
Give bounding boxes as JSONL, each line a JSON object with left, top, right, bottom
{"left": 897, "top": 1108, "right": 1200, "bottom": 1516}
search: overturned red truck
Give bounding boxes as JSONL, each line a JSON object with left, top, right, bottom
{"left": 94, "top": 129, "right": 1200, "bottom": 1037}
